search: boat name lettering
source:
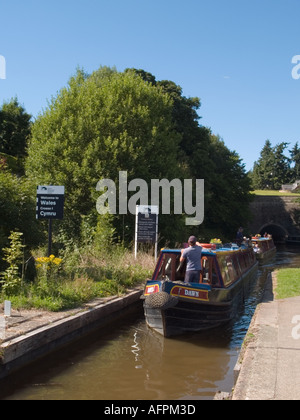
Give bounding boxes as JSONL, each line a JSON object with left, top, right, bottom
{"left": 185, "top": 289, "right": 199, "bottom": 297}
{"left": 171, "top": 286, "right": 208, "bottom": 301}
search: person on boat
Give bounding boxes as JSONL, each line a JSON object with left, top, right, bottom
{"left": 180, "top": 236, "right": 202, "bottom": 283}
{"left": 236, "top": 227, "right": 244, "bottom": 247}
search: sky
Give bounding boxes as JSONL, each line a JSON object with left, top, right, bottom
{"left": 1, "top": 0, "right": 300, "bottom": 171}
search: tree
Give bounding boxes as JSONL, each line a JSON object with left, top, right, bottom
{"left": 25, "top": 68, "right": 182, "bottom": 243}
{"left": 0, "top": 171, "right": 42, "bottom": 268}
{"left": 26, "top": 66, "right": 254, "bottom": 245}
{"left": 251, "top": 140, "right": 275, "bottom": 189}
{"left": 251, "top": 140, "right": 291, "bottom": 190}
{"left": 202, "top": 135, "right": 252, "bottom": 239}
{"left": 272, "top": 142, "right": 291, "bottom": 189}
{"left": 0, "top": 98, "right": 31, "bottom": 158}
{"left": 127, "top": 70, "right": 209, "bottom": 179}
{"left": 290, "top": 142, "right": 300, "bottom": 180}
{"left": 151, "top": 76, "right": 252, "bottom": 239}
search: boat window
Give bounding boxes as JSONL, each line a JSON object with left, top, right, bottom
{"left": 211, "top": 259, "right": 221, "bottom": 287}
{"left": 239, "top": 253, "right": 247, "bottom": 272}
{"left": 201, "top": 257, "right": 210, "bottom": 284}
{"left": 175, "top": 257, "right": 186, "bottom": 281}
{"left": 157, "top": 255, "right": 171, "bottom": 280}
{"left": 218, "top": 255, "right": 240, "bottom": 286}
{"left": 249, "top": 250, "right": 256, "bottom": 263}
{"left": 200, "top": 256, "right": 221, "bottom": 287}
{"left": 226, "top": 256, "right": 239, "bottom": 283}
{"left": 232, "top": 255, "right": 241, "bottom": 277}
{"left": 218, "top": 255, "right": 230, "bottom": 285}
{"left": 156, "top": 253, "right": 183, "bottom": 282}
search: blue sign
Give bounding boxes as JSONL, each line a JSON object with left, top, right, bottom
{"left": 36, "top": 186, "right": 65, "bottom": 220}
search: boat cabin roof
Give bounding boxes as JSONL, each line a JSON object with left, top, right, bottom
{"left": 252, "top": 237, "right": 273, "bottom": 242}
{"left": 152, "top": 245, "right": 257, "bottom": 288}
{"left": 160, "top": 245, "right": 243, "bottom": 257}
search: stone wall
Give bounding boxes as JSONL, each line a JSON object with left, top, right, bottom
{"left": 248, "top": 196, "right": 300, "bottom": 240}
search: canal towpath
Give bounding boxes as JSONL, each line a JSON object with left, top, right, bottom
{"left": 232, "top": 273, "right": 300, "bottom": 400}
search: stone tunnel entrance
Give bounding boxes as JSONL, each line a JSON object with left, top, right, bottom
{"left": 258, "top": 224, "right": 288, "bottom": 243}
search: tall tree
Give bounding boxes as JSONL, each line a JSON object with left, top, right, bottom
{"left": 290, "top": 142, "right": 300, "bottom": 180}
{"left": 251, "top": 140, "right": 275, "bottom": 189}
{"left": 251, "top": 140, "right": 292, "bottom": 190}
{"left": 126, "top": 68, "right": 252, "bottom": 240}
{"left": 26, "top": 68, "right": 182, "bottom": 243}
{"left": 203, "top": 135, "right": 252, "bottom": 239}
{"left": 0, "top": 98, "right": 31, "bottom": 158}
{"left": 272, "top": 142, "right": 291, "bottom": 189}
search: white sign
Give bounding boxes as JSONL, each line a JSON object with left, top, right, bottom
{"left": 4, "top": 300, "right": 11, "bottom": 317}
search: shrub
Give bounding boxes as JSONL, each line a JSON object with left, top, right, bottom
{"left": 0, "top": 231, "right": 25, "bottom": 295}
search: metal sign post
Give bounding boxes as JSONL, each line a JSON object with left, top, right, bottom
{"left": 36, "top": 186, "right": 65, "bottom": 256}
{"left": 135, "top": 205, "right": 158, "bottom": 260}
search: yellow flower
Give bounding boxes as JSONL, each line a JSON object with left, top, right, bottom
{"left": 35, "top": 255, "right": 62, "bottom": 266}
{"left": 53, "top": 258, "right": 62, "bottom": 266}
{"left": 210, "top": 238, "right": 222, "bottom": 244}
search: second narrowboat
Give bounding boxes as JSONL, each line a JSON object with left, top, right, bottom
{"left": 251, "top": 236, "right": 276, "bottom": 262}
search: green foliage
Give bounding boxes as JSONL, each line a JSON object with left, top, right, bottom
{"left": 0, "top": 152, "right": 23, "bottom": 173}
{"left": 0, "top": 98, "right": 32, "bottom": 175}
{"left": 290, "top": 142, "right": 300, "bottom": 180}
{"left": 6, "top": 246, "right": 153, "bottom": 311}
{"left": 251, "top": 140, "right": 295, "bottom": 190}
{"left": 0, "top": 231, "right": 25, "bottom": 295}
{"left": 0, "top": 65, "right": 257, "bottom": 310}
{"left": 94, "top": 213, "right": 116, "bottom": 251}
{"left": 26, "top": 66, "right": 252, "bottom": 246}
{"left": 0, "top": 171, "right": 43, "bottom": 263}
{"left": 128, "top": 69, "right": 253, "bottom": 240}
{"left": 26, "top": 67, "right": 182, "bottom": 243}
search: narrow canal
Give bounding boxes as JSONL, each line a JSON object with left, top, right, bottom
{"left": 0, "top": 246, "right": 299, "bottom": 400}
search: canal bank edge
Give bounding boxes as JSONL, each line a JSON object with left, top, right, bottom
{"left": 0, "top": 288, "right": 143, "bottom": 380}
{"left": 232, "top": 271, "right": 300, "bottom": 400}
{"left": 214, "top": 271, "right": 274, "bottom": 400}
{"left": 231, "top": 271, "right": 274, "bottom": 400}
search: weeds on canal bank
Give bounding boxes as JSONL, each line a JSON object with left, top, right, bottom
{"left": 0, "top": 236, "right": 154, "bottom": 311}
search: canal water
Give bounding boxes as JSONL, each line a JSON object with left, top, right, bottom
{"left": 0, "top": 246, "right": 299, "bottom": 400}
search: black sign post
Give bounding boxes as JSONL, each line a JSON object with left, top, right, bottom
{"left": 135, "top": 205, "right": 158, "bottom": 260}
{"left": 36, "top": 186, "right": 65, "bottom": 256}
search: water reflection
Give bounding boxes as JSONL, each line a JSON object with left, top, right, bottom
{"left": 0, "top": 315, "right": 233, "bottom": 400}
{"left": 1, "top": 246, "right": 299, "bottom": 400}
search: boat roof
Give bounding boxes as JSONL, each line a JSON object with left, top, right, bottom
{"left": 160, "top": 245, "right": 248, "bottom": 257}
{"left": 252, "top": 237, "right": 273, "bottom": 241}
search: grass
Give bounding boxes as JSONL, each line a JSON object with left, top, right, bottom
{"left": 1, "top": 246, "right": 155, "bottom": 312}
{"left": 275, "top": 268, "right": 300, "bottom": 299}
{"left": 252, "top": 190, "right": 300, "bottom": 197}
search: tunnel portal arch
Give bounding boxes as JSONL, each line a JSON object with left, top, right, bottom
{"left": 258, "top": 224, "right": 288, "bottom": 243}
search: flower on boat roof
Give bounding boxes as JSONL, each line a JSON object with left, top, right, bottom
{"left": 210, "top": 238, "right": 222, "bottom": 244}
